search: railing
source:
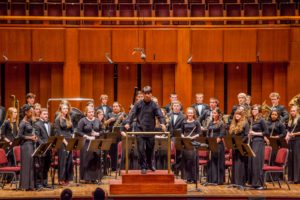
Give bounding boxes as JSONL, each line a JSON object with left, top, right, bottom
{"left": 124, "top": 132, "right": 171, "bottom": 174}
{"left": 0, "top": 16, "right": 300, "bottom": 26}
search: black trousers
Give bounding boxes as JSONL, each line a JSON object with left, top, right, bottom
{"left": 36, "top": 151, "right": 51, "bottom": 186}
{"left": 137, "top": 136, "right": 155, "bottom": 170}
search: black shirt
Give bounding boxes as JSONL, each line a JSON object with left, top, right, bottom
{"left": 123, "top": 100, "right": 165, "bottom": 132}
{"left": 1, "top": 120, "right": 18, "bottom": 142}
{"left": 267, "top": 120, "right": 286, "bottom": 138}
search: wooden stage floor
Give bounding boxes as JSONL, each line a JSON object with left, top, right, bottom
{"left": 0, "top": 173, "right": 299, "bottom": 200}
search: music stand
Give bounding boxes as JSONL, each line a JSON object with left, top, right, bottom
{"left": 47, "top": 136, "right": 64, "bottom": 189}
{"left": 87, "top": 139, "right": 113, "bottom": 184}
{"left": 66, "top": 137, "right": 85, "bottom": 186}
{"left": 175, "top": 137, "right": 203, "bottom": 192}
{"left": 173, "top": 129, "right": 182, "bottom": 138}
{"left": 105, "top": 132, "right": 121, "bottom": 177}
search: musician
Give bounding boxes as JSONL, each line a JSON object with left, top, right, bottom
{"left": 19, "top": 104, "right": 37, "bottom": 190}
{"left": 19, "top": 93, "right": 36, "bottom": 120}
{"left": 199, "top": 97, "right": 219, "bottom": 133}
{"left": 121, "top": 86, "right": 166, "bottom": 174}
{"left": 269, "top": 92, "right": 289, "bottom": 123}
{"left": 168, "top": 101, "right": 185, "bottom": 174}
{"left": 77, "top": 105, "right": 102, "bottom": 183}
{"left": 229, "top": 93, "right": 250, "bottom": 124}
{"left": 33, "top": 108, "right": 52, "bottom": 188}
{"left": 95, "top": 94, "right": 112, "bottom": 120}
{"left": 286, "top": 105, "right": 300, "bottom": 183}
{"left": 246, "top": 95, "right": 252, "bottom": 107}
{"left": 1, "top": 107, "right": 19, "bottom": 166}
{"left": 206, "top": 108, "right": 225, "bottom": 185}
{"left": 54, "top": 102, "right": 74, "bottom": 186}
{"left": 96, "top": 109, "right": 107, "bottom": 131}
{"left": 0, "top": 104, "right": 5, "bottom": 127}
{"left": 181, "top": 107, "right": 201, "bottom": 183}
{"left": 106, "top": 102, "right": 126, "bottom": 171}
{"left": 32, "top": 103, "right": 41, "bottom": 122}
{"left": 229, "top": 110, "right": 249, "bottom": 186}
{"left": 248, "top": 104, "right": 269, "bottom": 190}
{"left": 191, "top": 93, "right": 209, "bottom": 118}
{"left": 164, "top": 93, "right": 183, "bottom": 114}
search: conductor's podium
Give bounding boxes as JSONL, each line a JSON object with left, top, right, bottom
{"left": 109, "top": 170, "right": 187, "bottom": 195}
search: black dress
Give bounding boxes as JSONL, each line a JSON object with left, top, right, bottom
{"left": 248, "top": 118, "right": 269, "bottom": 188}
{"left": 19, "top": 120, "right": 35, "bottom": 190}
{"left": 231, "top": 122, "right": 249, "bottom": 186}
{"left": 77, "top": 117, "right": 102, "bottom": 182}
{"left": 181, "top": 120, "right": 201, "bottom": 182}
{"left": 0, "top": 120, "right": 18, "bottom": 166}
{"left": 287, "top": 117, "right": 300, "bottom": 183}
{"left": 267, "top": 119, "right": 286, "bottom": 165}
{"left": 54, "top": 117, "right": 74, "bottom": 182}
{"left": 207, "top": 121, "right": 225, "bottom": 184}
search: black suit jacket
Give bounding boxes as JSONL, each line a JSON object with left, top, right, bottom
{"left": 168, "top": 113, "right": 185, "bottom": 137}
{"left": 95, "top": 105, "right": 112, "bottom": 120}
{"left": 0, "top": 106, "right": 5, "bottom": 127}
{"left": 34, "top": 120, "right": 52, "bottom": 145}
{"left": 191, "top": 103, "right": 209, "bottom": 118}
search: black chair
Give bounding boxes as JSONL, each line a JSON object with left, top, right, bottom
{"left": 155, "top": 3, "right": 170, "bottom": 25}
{"left": 136, "top": 3, "right": 152, "bottom": 25}
{"left": 101, "top": 3, "right": 117, "bottom": 25}
{"left": 11, "top": 2, "right": 27, "bottom": 24}
{"left": 47, "top": 3, "right": 63, "bottom": 24}
{"left": 190, "top": 3, "right": 205, "bottom": 25}
{"left": 208, "top": 3, "right": 224, "bottom": 25}
{"left": 66, "top": 3, "right": 81, "bottom": 25}
{"left": 280, "top": 3, "right": 296, "bottom": 24}
{"left": 173, "top": 3, "right": 188, "bottom": 25}
{"left": 83, "top": 3, "right": 99, "bottom": 25}
{"left": 119, "top": 3, "right": 135, "bottom": 25}
{"left": 29, "top": 2, "right": 45, "bottom": 24}
{"left": 262, "top": 3, "right": 277, "bottom": 24}
{"left": 244, "top": 3, "right": 259, "bottom": 25}
{"left": 226, "top": 3, "right": 241, "bottom": 25}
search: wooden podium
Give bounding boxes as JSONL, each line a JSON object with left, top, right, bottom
{"left": 109, "top": 132, "right": 187, "bottom": 195}
{"left": 109, "top": 170, "right": 187, "bottom": 195}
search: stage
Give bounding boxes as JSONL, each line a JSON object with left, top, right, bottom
{"left": 0, "top": 172, "right": 298, "bottom": 200}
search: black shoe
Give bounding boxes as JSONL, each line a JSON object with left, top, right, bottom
{"left": 141, "top": 169, "right": 147, "bottom": 174}
{"left": 256, "top": 186, "right": 264, "bottom": 190}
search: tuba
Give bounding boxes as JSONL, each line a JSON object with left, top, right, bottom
{"left": 9, "top": 95, "right": 20, "bottom": 125}
{"left": 261, "top": 100, "right": 271, "bottom": 120}
{"left": 289, "top": 94, "right": 300, "bottom": 108}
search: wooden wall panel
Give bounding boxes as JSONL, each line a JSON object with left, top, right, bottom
{"left": 151, "top": 65, "right": 163, "bottom": 105}
{"left": 224, "top": 30, "right": 257, "bottom": 62}
{"left": 79, "top": 29, "right": 111, "bottom": 63}
{"left": 257, "top": 29, "right": 290, "bottom": 62}
{"left": 145, "top": 30, "right": 177, "bottom": 63}
{"left": 227, "top": 64, "right": 248, "bottom": 113}
{"left": 29, "top": 64, "right": 41, "bottom": 103}
{"left": 5, "top": 64, "right": 26, "bottom": 108}
{"left": 0, "top": 29, "right": 31, "bottom": 62}
{"left": 162, "top": 65, "right": 175, "bottom": 107}
{"left": 261, "top": 63, "right": 274, "bottom": 104}
{"left": 92, "top": 64, "right": 105, "bottom": 107}
{"left": 251, "top": 64, "right": 262, "bottom": 105}
{"left": 191, "top": 29, "right": 223, "bottom": 62}
{"left": 112, "top": 30, "right": 143, "bottom": 63}
{"left": 191, "top": 64, "right": 224, "bottom": 111}
{"left": 32, "top": 29, "right": 65, "bottom": 62}
{"left": 273, "top": 64, "right": 287, "bottom": 106}
{"left": 118, "top": 64, "right": 137, "bottom": 112}
{"left": 104, "top": 65, "right": 115, "bottom": 105}
{"left": 49, "top": 64, "right": 63, "bottom": 121}
{"left": 141, "top": 64, "right": 152, "bottom": 88}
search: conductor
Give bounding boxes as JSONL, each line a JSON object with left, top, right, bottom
{"left": 121, "top": 86, "right": 166, "bottom": 174}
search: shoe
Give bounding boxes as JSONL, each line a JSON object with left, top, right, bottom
{"left": 141, "top": 169, "right": 147, "bottom": 174}
{"left": 148, "top": 165, "right": 156, "bottom": 172}
{"left": 256, "top": 186, "right": 264, "bottom": 190}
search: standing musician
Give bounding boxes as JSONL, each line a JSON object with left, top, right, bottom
{"left": 106, "top": 102, "right": 126, "bottom": 171}
{"left": 206, "top": 108, "right": 225, "bottom": 185}
{"left": 229, "top": 110, "right": 249, "bottom": 186}
{"left": 33, "top": 108, "right": 52, "bottom": 189}
{"left": 164, "top": 93, "right": 182, "bottom": 114}
{"left": 191, "top": 93, "right": 209, "bottom": 118}
{"left": 168, "top": 101, "right": 185, "bottom": 174}
{"left": 121, "top": 86, "right": 166, "bottom": 174}
{"left": 54, "top": 102, "right": 74, "bottom": 186}
{"left": 1, "top": 107, "right": 19, "bottom": 166}
{"left": 200, "top": 97, "right": 219, "bottom": 134}
{"left": 265, "top": 110, "right": 286, "bottom": 164}
{"left": 19, "top": 105, "right": 37, "bottom": 191}
{"left": 181, "top": 107, "right": 201, "bottom": 183}
{"left": 269, "top": 92, "right": 289, "bottom": 123}
{"left": 0, "top": 103, "right": 5, "bottom": 127}
{"left": 286, "top": 105, "right": 300, "bottom": 183}
{"left": 229, "top": 93, "right": 250, "bottom": 124}
{"left": 32, "top": 103, "right": 41, "bottom": 123}
{"left": 248, "top": 104, "right": 269, "bottom": 190}
{"left": 95, "top": 94, "right": 112, "bottom": 120}
{"left": 19, "top": 93, "right": 36, "bottom": 121}
{"left": 77, "top": 105, "right": 102, "bottom": 183}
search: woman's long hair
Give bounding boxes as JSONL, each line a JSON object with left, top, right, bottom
{"left": 5, "top": 107, "right": 19, "bottom": 131}
{"left": 57, "top": 103, "right": 72, "bottom": 128}
{"left": 229, "top": 110, "right": 247, "bottom": 135}
{"left": 288, "top": 105, "right": 300, "bottom": 127}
